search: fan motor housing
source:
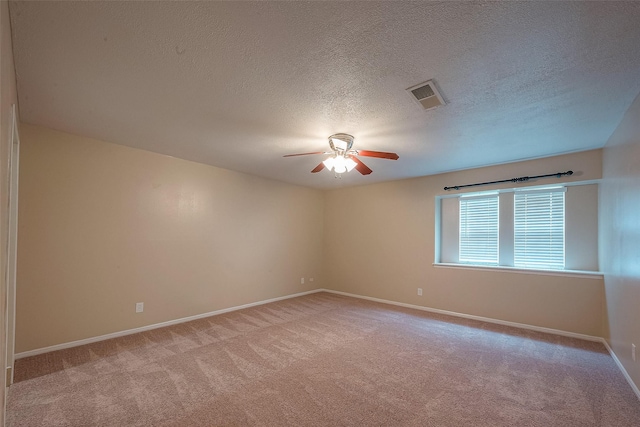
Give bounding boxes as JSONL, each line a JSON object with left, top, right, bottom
{"left": 328, "top": 133, "right": 354, "bottom": 151}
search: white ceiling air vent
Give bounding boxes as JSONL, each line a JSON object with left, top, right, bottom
{"left": 407, "top": 80, "right": 446, "bottom": 111}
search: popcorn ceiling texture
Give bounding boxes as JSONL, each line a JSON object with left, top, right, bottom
{"left": 8, "top": 1, "right": 640, "bottom": 188}
{"left": 7, "top": 293, "right": 640, "bottom": 426}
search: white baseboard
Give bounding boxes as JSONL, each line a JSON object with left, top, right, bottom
{"left": 15, "top": 289, "right": 323, "bottom": 359}
{"left": 601, "top": 339, "right": 640, "bottom": 401}
{"left": 322, "top": 289, "right": 602, "bottom": 342}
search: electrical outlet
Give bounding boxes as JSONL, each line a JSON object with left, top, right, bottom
{"left": 300, "top": 278, "right": 304, "bottom": 284}
{"left": 136, "top": 302, "right": 144, "bottom": 313}
{"left": 417, "top": 288, "right": 423, "bottom": 296}
{"left": 633, "top": 344, "right": 636, "bottom": 362}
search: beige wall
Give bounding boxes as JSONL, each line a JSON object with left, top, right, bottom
{"left": 16, "top": 124, "right": 324, "bottom": 353}
{"left": 600, "top": 92, "right": 640, "bottom": 390}
{"left": 1, "top": 0, "right": 19, "bottom": 423}
{"left": 14, "top": 124, "right": 607, "bottom": 354}
{"left": 324, "top": 150, "right": 604, "bottom": 336}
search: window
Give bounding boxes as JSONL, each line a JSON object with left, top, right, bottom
{"left": 459, "top": 195, "right": 499, "bottom": 265}
{"left": 436, "top": 183, "right": 598, "bottom": 273}
{"left": 514, "top": 189, "right": 565, "bottom": 270}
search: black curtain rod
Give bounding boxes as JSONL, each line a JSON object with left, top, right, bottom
{"left": 444, "top": 170, "right": 573, "bottom": 191}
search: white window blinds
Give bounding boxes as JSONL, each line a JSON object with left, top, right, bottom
{"left": 514, "top": 189, "right": 565, "bottom": 270}
{"left": 459, "top": 195, "right": 499, "bottom": 265}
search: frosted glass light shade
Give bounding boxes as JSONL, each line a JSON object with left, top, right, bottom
{"left": 323, "top": 155, "right": 356, "bottom": 174}
{"left": 322, "top": 157, "right": 335, "bottom": 170}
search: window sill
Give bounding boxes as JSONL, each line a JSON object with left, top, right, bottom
{"left": 432, "top": 263, "right": 603, "bottom": 279}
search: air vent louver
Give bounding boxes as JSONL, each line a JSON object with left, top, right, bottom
{"left": 407, "top": 80, "right": 446, "bottom": 111}
{"left": 410, "top": 85, "right": 435, "bottom": 100}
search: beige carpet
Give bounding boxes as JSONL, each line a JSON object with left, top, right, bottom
{"left": 7, "top": 292, "right": 640, "bottom": 426}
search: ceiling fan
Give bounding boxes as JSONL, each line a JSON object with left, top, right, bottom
{"left": 283, "top": 134, "right": 399, "bottom": 176}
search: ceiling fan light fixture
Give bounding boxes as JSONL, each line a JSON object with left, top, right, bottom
{"left": 345, "top": 157, "right": 357, "bottom": 172}
{"left": 284, "top": 133, "right": 397, "bottom": 176}
{"left": 322, "top": 155, "right": 356, "bottom": 174}
{"left": 322, "top": 156, "right": 336, "bottom": 170}
{"left": 334, "top": 163, "right": 347, "bottom": 174}
{"left": 333, "top": 155, "right": 347, "bottom": 170}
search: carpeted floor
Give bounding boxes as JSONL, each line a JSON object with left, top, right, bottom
{"left": 7, "top": 292, "right": 640, "bottom": 426}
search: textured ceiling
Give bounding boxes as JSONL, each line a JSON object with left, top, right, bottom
{"left": 9, "top": 1, "right": 640, "bottom": 189}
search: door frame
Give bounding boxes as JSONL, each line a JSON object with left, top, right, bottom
{"left": 4, "top": 103, "right": 20, "bottom": 387}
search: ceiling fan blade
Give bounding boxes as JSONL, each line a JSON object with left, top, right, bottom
{"left": 283, "top": 151, "right": 325, "bottom": 157}
{"left": 311, "top": 162, "right": 325, "bottom": 173}
{"left": 356, "top": 150, "right": 399, "bottom": 160}
{"left": 350, "top": 156, "right": 373, "bottom": 175}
